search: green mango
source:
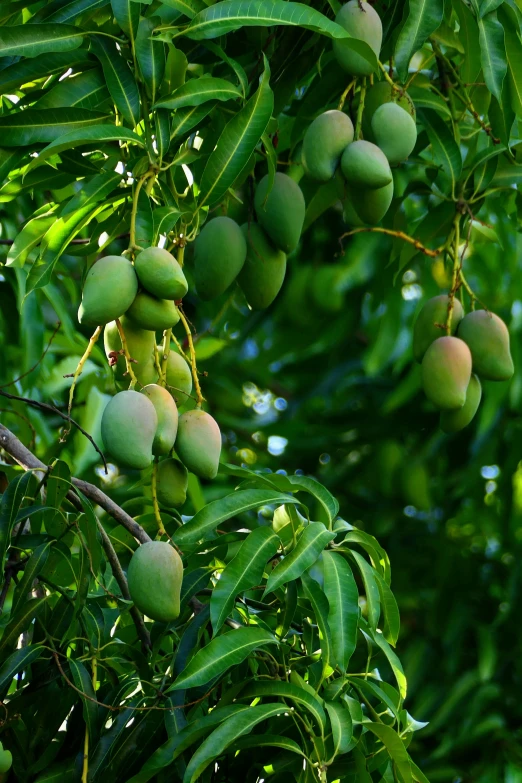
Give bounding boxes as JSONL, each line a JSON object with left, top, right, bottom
{"left": 372, "top": 102, "right": 417, "bottom": 164}
{"left": 0, "top": 747, "right": 12, "bottom": 773}
{"left": 141, "top": 384, "right": 178, "bottom": 456}
{"left": 162, "top": 348, "right": 193, "bottom": 405}
{"left": 238, "top": 223, "right": 287, "bottom": 309}
{"left": 400, "top": 460, "right": 432, "bottom": 510}
{"left": 302, "top": 110, "right": 354, "bottom": 182}
{"left": 193, "top": 216, "right": 247, "bottom": 300}
{"left": 254, "top": 172, "right": 305, "bottom": 253}
{"left": 156, "top": 457, "right": 188, "bottom": 507}
{"left": 348, "top": 179, "right": 393, "bottom": 224}
{"left": 78, "top": 255, "right": 138, "bottom": 326}
{"left": 413, "top": 295, "right": 464, "bottom": 363}
{"left": 126, "top": 292, "right": 180, "bottom": 331}
{"left": 101, "top": 390, "right": 157, "bottom": 469}
{"left": 421, "top": 336, "right": 472, "bottom": 410}
{"left": 341, "top": 140, "right": 392, "bottom": 189}
{"left": 134, "top": 246, "right": 188, "bottom": 300}
{"left": 333, "top": 0, "right": 383, "bottom": 76}
{"left": 104, "top": 315, "right": 155, "bottom": 382}
{"left": 360, "top": 81, "right": 415, "bottom": 142}
{"left": 440, "top": 374, "right": 482, "bottom": 434}
{"left": 176, "top": 409, "right": 221, "bottom": 479}
{"left": 342, "top": 192, "right": 365, "bottom": 227}
{"left": 127, "top": 541, "right": 183, "bottom": 622}
{"left": 457, "top": 309, "right": 514, "bottom": 381}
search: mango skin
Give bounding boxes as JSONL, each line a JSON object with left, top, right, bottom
{"left": 78, "top": 255, "right": 138, "bottom": 327}
{"left": 127, "top": 541, "right": 183, "bottom": 622}
{"left": 0, "top": 747, "right": 12, "bottom": 773}
{"left": 458, "top": 310, "right": 514, "bottom": 381}
{"left": 176, "top": 409, "right": 221, "bottom": 479}
{"left": 141, "top": 384, "right": 178, "bottom": 456}
{"left": 104, "top": 315, "right": 155, "bottom": 383}
{"left": 238, "top": 223, "right": 287, "bottom": 310}
{"left": 134, "top": 246, "right": 188, "bottom": 300}
{"left": 333, "top": 0, "right": 383, "bottom": 77}
{"left": 302, "top": 110, "right": 354, "bottom": 182}
{"left": 421, "top": 336, "right": 472, "bottom": 411}
{"left": 341, "top": 140, "right": 392, "bottom": 189}
{"left": 194, "top": 216, "right": 247, "bottom": 300}
{"left": 372, "top": 102, "right": 418, "bottom": 164}
{"left": 157, "top": 458, "right": 188, "bottom": 507}
{"left": 162, "top": 348, "right": 193, "bottom": 406}
{"left": 360, "top": 81, "right": 415, "bottom": 142}
{"left": 101, "top": 390, "right": 158, "bottom": 469}
{"left": 440, "top": 374, "right": 482, "bottom": 434}
{"left": 254, "top": 172, "right": 305, "bottom": 253}
{"left": 413, "top": 295, "right": 464, "bottom": 363}
{"left": 348, "top": 179, "right": 393, "bottom": 224}
{"left": 127, "top": 292, "right": 180, "bottom": 331}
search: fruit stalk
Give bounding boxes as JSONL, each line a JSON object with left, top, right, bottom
{"left": 115, "top": 319, "right": 138, "bottom": 389}
{"left": 152, "top": 458, "right": 167, "bottom": 536}
{"left": 178, "top": 307, "right": 204, "bottom": 407}
{"left": 446, "top": 215, "right": 461, "bottom": 335}
{"left": 63, "top": 326, "right": 103, "bottom": 440}
{"left": 355, "top": 77, "right": 367, "bottom": 140}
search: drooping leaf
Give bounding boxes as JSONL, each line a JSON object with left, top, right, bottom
{"left": 26, "top": 126, "right": 144, "bottom": 172}
{"left": 477, "top": 11, "right": 507, "bottom": 102}
{"left": 35, "top": 68, "right": 110, "bottom": 111}
{"left": 0, "top": 50, "right": 93, "bottom": 93}
{"left": 325, "top": 701, "right": 354, "bottom": 758}
{"left": 0, "top": 596, "right": 49, "bottom": 652}
{"left": 6, "top": 210, "right": 57, "bottom": 268}
{"left": 364, "top": 722, "right": 412, "bottom": 783}
{"left": 69, "top": 657, "right": 100, "bottom": 743}
{"left": 418, "top": 108, "right": 463, "bottom": 193}
{"left": 394, "top": 0, "right": 444, "bottom": 82}
{"left": 111, "top": 0, "right": 141, "bottom": 41}
{"left": 46, "top": 0, "right": 110, "bottom": 23}
{"left": 135, "top": 16, "right": 166, "bottom": 103}
{"left": 239, "top": 680, "right": 327, "bottom": 731}
{"left": 0, "top": 471, "right": 33, "bottom": 571}
{"left": 349, "top": 550, "right": 381, "bottom": 631}
{"left": 322, "top": 551, "right": 358, "bottom": 671}
{"left": 301, "top": 570, "right": 333, "bottom": 673}
{"left": 12, "top": 542, "right": 52, "bottom": 614}
{"left": 170, "top": 102, "right": 216, "bottom": 144}
{"left": 91, "top": 34, "right": 141, "bottom": 127}
{"left": 0, "top": 645, "right": 45, "bottom": 694}
{"left": 284, "top": 474, "right": 339, "bottom": 525}
{"left": 62, "top": 170, "right": 123, "bottom": 216}
{"left": 154, "top": 76, "right": 242, "bottom": 110}
{"left": 0, "top": 108, "right": 112, "bottom": 147}
{"left": 0, "top": 24, "right": 84, "bottom": 58}
{"left": 264, "top": 522, "right": 335, "bottom": 597}
{"left": 167, "top": 627, "right": 277, "bottom": 691}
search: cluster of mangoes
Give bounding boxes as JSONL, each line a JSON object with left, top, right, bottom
{"left": 301, "top": 1, "right": 416, "bottom": 225}
{"left": 414, "top": 296, "right": 514, "bottom": 432}
{"left": 78, "top": 246, "right": 221, "bottom": 493}
{"left": 193, "top": 171, "right": 305, "bottom": 309}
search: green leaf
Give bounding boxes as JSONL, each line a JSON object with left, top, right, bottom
{"left": 160, "top": 0, "right": 206, "bottom": 18}
{"left": 35, "top": 68, "right": 110, "bottom": 111}
{"left": 301, "top": 571, "right": 333, "bottom": 673}
{"left": 152, "top": 206, "right": 182, "bottom": 242}
{"left": 239, "top": 680, "right": 327, "bottom": 731}
{"left": 407, "top": 86, "right": 452, "bottom": 118}
{"left": 63, "top": 170, "right": 123, "bottom": 216}
{"left": 232, "top": 734, "right": 304, "bottom": 755}
{"left": 0, "top": 24, "right": 84, "bottom": 58}
{"left": 91, "top": 34, "right": 141, "bottom": 127}
{"left": 0, "top": 645, "right": 45, "bottom": 693}
{"left": 419, "top": 108, "right": 462, "bottom": 192}
{"left": 183, "top": 704, "right": 288, "bottom": 783}
{"left": 111, "top": 0, "right": 140, "bottom": 41}
{"left": 325, "top": 701, "right": 353, "bottom": 758}
{"left": 349, "top": 550, "right": 381, "bottom": 631}
{"left": 154, "top": 75, "right": 242, "bottom": 110}
{"left": 364, "top": 723, "right": 412, "bottom": 783}
{"left": 479, "top": 0, "right": 504, "bottom": 18}
{"left": 170, "top": 102, "right": 216, "bottom": 144}
{"left": 455, "top": 2, "right": 482, "bottom": 86}
{"left": 173, "top": 489, "right": 298, "bottom": 546}
{"left": 46, "top": 0, "right": 110, "bottom": 23}
{"left": 364, "top": 622, "right": 407, "bottom": 699}
{"left": 136, "top": 17, "right": 166, "bottom": 103}
{"left": 155, "top": 109, "right": 171, "bottom": 159}
{"left": 478, "top": 12, "right": 507, "bottom": 102}
{"left": 264, "top": 522, "right": 335, "bottom": 597}
{"left": 0, "top": 50, "right": 93, "bottom": 93}
{"left": 0, "top": 108, "right": 112, "bottom": 147}
{"left": 12, "top": 543, "right": 52, "bottom": 614}
{"left": 167, "top": 627, "right": 277, "bottom": 691}
{"left": 183, "top": 0, "right": 364, "bottom": 42}
{"left": 322, "top": 551, "right": 358, "bottom": 672}
{"left": 500, "top": 7, "right": 522, "bottom": 117}
{"left": 211, "top": 526, "right": 280, "bottom": 632}
{"left": 135, "top": 188, "right": 154, "bottom": 247}
{"left": 27, "top": 126, "right": 144, "bottom": 171}
{"left": 69, "top": 658, "right": 100, "bottom": 743}
{"left": 285, "top": 474, "right": 339, "bottom": 525}
{"left": 6, "top": 210, "right": 57, "bottom": 268}
{"left": 0, "top": 596, "right": 49, "bottom": 652}
{"left": 394, "top": 0, "right": 444, "bottom": 82}
{"left": 0, "top": 472, "right": 33, "bottom": 572}
{"left": 375, "top": 570, "right": 400, "bottom": 647}
{"left": 204, "top": 41, "right": 248, "bottom": 98}
{"left": 198, "top": 56, "right": 273, "bottom": 207}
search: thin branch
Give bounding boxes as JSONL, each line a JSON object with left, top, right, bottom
{"left": 339, "top": 227, "right": 444, "bottom": 258}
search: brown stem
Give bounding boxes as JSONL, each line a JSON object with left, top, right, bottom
{"left": 339, "top": 227, "right": 443, "bottom": 258}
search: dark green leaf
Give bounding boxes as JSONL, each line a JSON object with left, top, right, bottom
{"left": 35, "top": 69, "right": 110, "bottom": 110}
{"left": 0, "top": 24, "right": 84, "bottom": 58}
{"left": 46, "top": 0, "right": 110, "bottom": 23}
{"left": 6, "top": 209, "right": 57, "bottom": 268}
{"left": 69, "top": 658, "right": 100, "bottom": 743}
{"left": 63, "top": 170, "right": 123, "bottom": 215}
{"left": 0, "top": 471, "right": 33, "bottom": 571}
{"left": 364, "top": 723, "right": 412, "bottom": 783}
{"left": 240, "top": 680, "right": 327, "bottom": 731}
{"left": 0, "top": 50, "right": 93, "bottom": 93}
{"left": 136, "top": 17, "right": 166, "bottom": 103}
{"left": 301, "top": 571, "right": 333, "bottom": 674}
{"left": 478, "top": 12, "right": 507, "bottom": 102}
{"left": 419, "top": 108, "right": 462, "bottom": 192}
{"left": 285, "top": 474, "right": 339, "bottom": 525}
{"left": 12, "top": 543, "right": 52, "bottom": 614}
{"left": 349, "top": 550, "right": 381, "bottom": 631}
{"left": 325, "top": 701, "right": 353, "bottom": 758}
{"left": 264, "top": 522, "right": 335, "bottom": 597}
{"left": 0, "top": 596, "right": 49, "bottom": 652}
{"left": 155, "top": 76, "right": 242, "bottom": 110}
{"left": 91, "top": 34, "right": 141, "bottom": 127}
{"left": 0, "top": 108, "right": 111, "bottom": 146}
{"left": 0, "top": 645, "right": 45, "bottom": 693}
{"left": 26, "top": 125, "right": 144, "bottom": 171}
{"left": 161, "top": 0, "right": 206, "bottom": 18}
{"left": 111, "top": 0, "right": 140, "bottom": 41}
{"left": 394, "top": 0, "right": 444, "bottom": 82}
{"left": 170, "top": 102, "right": 216, "bottom": 144}
{"left": 322, "top": 551, "right": 358, "bottom": 671}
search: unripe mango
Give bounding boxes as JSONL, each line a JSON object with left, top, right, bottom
{"left": 134, "top": 246, "right": 187, "bottom": 300}
{"left": 458, "top": 310, "right": 514, "bottom": 381}
{"left": 341, "top": 140, "right": 392, "bottom": 189}
{"left": 238, "top": 223, "right": 287, "bottom": 309}
{"left": 372, "top": 102, "right": 417, "bottom": 164}
{"left": 343, "top": 193, "right": 365, "bottom": 227}
{"left": 302, "top": 110, "right": 354, "bottom": 182}
{"left": 413, "top": 295, "right": 464, "bottom": 363}
{"left": 176, "top": 409, "right": 221, "bottom": 479}
{"left": 101, "top": 390, "right": 157, "bottom": 469}
{"left": 78, "top": 255, "right": 138, "bottom": 326}
{"left": 104, "top": 315, "right": 155, "bottom": 382}
{"left": 421, "top": 336, "right": 472, "bottom": 410}
{"left": 193, "top": 216, "right": 247, "bottom": 300}
{"left": 254, "top": 172, "right": 305, "bottom": 253}
{"left": 0, "top": 745, "right": 12, "bottom": 773}
{"left": 440, "top": 374, "right": 482, "bottom": 434}
{"left": 360, "top": 81, "right": 415, "bottom": 142}
{"left": 349, "top": 179, "right": 393, "bottom": 224}
{"left": 333, "top": 0, "right": 382, "bottom": 76}
{"left": 127, "top": 541, "right": 183, "bottom": 622}
{"left": 156, "top": 458, "right": 188, "bottom": 507}
{"left": 141, "top": 384, "right": 178, "bottom": 456}
{"left": 162, "top": 348, "right": 193, "bottom": 405}
{"left": 126, "top": 292, "right": 180, "bottom": 331}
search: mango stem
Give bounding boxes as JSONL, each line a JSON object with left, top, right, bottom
{"left": 355, "top": 77, "right": 367, "bottom": 140}
{"left": 115, "top": 319, "right": 138, "bottom": 389}
{"left": 177, "top": 307, "right": 204, "bottom": 408}
{"left": 446, "top": 215, "right": 461, "bottom": 335}
{"left": 63, "top": 326, "right": 102, "bottom": 441}
{"left": 339, "top": 226, "right": 443, "bottom": 257}
{"left": 151, "top": 459, "right": 167, "bottom": 536}
{"left": 338, "top": 79, "right": 356, "bottom": 111}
